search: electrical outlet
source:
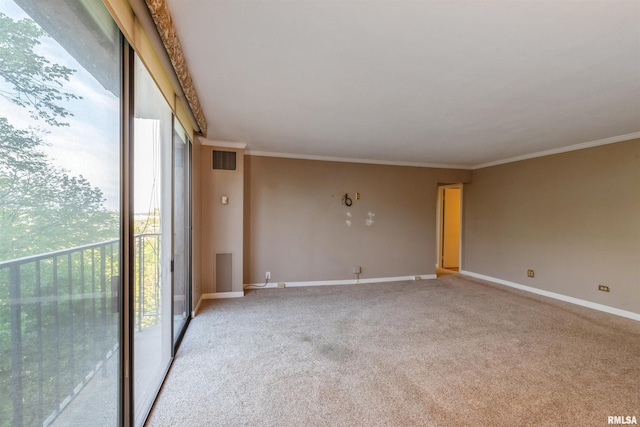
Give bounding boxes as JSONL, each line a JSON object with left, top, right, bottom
{"left": 352, "top": 266, "right": 361, "bottom": 274}
{"left": 277, "top": 282, "right": 286, "bottom": 288}
{"left": 266, "top": 271, "right": 271, "bottom": 280}
{"left": 598, "top": 285, "right": 610, "bottom": 292}
{"left": 413, "top": 275, "right": 422, "bottom": 281}
{"left": 527, "top": 269, "right": 535, "bottom": 278}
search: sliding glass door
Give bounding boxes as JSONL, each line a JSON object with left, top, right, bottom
{"left": 1, "top": 2, "right": 192, "bottom": 425}
{"left": 173, "top": 122, "right": 190, "bottom": 345}
{"left": 132, "top": 55, "right": 173, "bottom": 426}
{"left": 0, "top": 0, "right": 122, "bottom": 425}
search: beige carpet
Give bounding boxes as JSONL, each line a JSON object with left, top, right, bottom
{"left": 435, "top": 267, "right": 458, "bottom": 277}
{"left": 146, "top": 275, "right": 639, "bottom": 426}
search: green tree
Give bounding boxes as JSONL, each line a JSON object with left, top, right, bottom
{"left": 0, "top": 12, "right": 79, "bottom": 127}
{"left": 0, "top": 11, "right": 120, "bottom": 427}
{"left": 0, "top": 12, "right": 115, "bottom": 260}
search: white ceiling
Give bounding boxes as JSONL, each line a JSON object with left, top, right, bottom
{"left": 165, "top": 0, "right": 640, "bottom": 168}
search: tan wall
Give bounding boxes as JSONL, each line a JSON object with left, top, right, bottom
{"left": 244, "top": 156, "right": 471, "bottom": 284}
{"left": 463, "top": 139, "right": 640, "bottom": 314}
{"left": 200, "top": 145, "right": 245, "bottom": 293}
{"left": 191, "top": 137, "right": 202, "bottom": 309}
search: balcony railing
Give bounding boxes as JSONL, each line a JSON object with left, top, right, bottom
{"left": 0, "top": 233, "right": 161, "bottom": 427}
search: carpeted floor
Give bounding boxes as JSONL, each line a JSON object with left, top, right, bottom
{"left": 435, "top": 267, "right": 458, "bottom": 277}
{"left": 146, "top": 275, "right": 640, "bottom": 426}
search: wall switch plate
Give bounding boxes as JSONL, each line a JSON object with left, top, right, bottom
{"left": 527, "top": 269, "right": 535, "bottom": 278}
{"left": 221, "top": 195, "right": 229, "bottom": 205}
{"left": 598, "top": 285, "right": 610, "bottom": 292}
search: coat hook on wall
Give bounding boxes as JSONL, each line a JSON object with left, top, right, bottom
{"left": 343, "top": 193, "right": 352, "bottom": 207}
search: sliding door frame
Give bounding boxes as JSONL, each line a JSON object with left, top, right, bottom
{"left": 120, "top": 23, "right": 195, "bottom": 427}
{"left": 121, "top": 39, "right": 196, "bottom": 427}
{"left": 171, "top": 116, "right": 192, "bottom": 354}
{"left": 121, "top": 39, "right": 135, "bottom": 427}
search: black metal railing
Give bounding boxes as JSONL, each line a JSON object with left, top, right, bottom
{"left": 0, "top": 233, "right": 161, "bottom": 427}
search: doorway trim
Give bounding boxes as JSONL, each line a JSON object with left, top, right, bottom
{"left": 436, "top": 184, "right": 463, "bottom": 270}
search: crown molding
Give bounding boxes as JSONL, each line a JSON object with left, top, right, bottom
{"left": 200, "top": 132, "right": 639, "bottom": 169}
{"left": 472, "top": 132, "right": 640, "bottom": 170}
{"left": 198, "top": 138, "right": 247, "bottom": 149}
{"left": 244, "top": 150, "right": 472, "bottom": 170}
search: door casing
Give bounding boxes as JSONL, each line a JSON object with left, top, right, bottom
{"left": 436, "top": 184, "right": 463, "bottom": 270}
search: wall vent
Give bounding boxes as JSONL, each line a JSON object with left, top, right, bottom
{"left": 212, "top": 150, "right": 236, "bottom": 170}
{"left": 215, "top": 253, "right": 233, "bottom": 292}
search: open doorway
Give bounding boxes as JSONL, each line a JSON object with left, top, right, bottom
{"left": 437, "top": 185, "right": 462, "bottom": 277}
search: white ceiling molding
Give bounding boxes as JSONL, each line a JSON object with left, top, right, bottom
{"left": 472, "top": 132, "right": 640, "bottom": 170}
{"left": 247, "top": 131, "right": 640, "bottom": 170}
{"left": 244, "top": 151, "right": 472, "bottom": 170}
{"left": 199, "top": 138, "right": 247, "bottom": 149}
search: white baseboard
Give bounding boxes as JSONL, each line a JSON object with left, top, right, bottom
{"left": 202, "top": 292, "right": 245, "bottom": 299}
{"left": 459, "top": 270, "right": 640, "bottom": 322}
{"left": 191, "top": 296, "right": 203, "bottom": 318}
{"left": 244, "top": 274, "right": 436, "bottom": 290}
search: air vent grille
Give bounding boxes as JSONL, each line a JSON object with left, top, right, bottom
{"left": 212, "top": 150, "right": 236, "bottom": 170}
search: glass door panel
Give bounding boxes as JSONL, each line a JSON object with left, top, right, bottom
{"left": 0, "top": 0, "right": 122, "bottom": 425}
{"left": 132, "top": 55, "right": 172, "bottom": 426}
{"left": 172, "top": 122, "right": 189, "bottom": 344}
